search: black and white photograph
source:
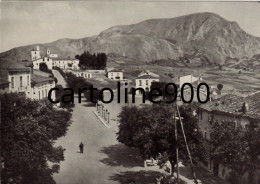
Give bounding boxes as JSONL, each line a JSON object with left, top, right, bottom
{"left": 0, "top": 1, "right": 260, "bottom": 184}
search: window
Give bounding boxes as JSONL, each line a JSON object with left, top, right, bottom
{"left": 111, "top": 73, "right": 113, "bottom": 76}
{"left": 204, "top": 129, "right": 207, "bottom": 139}
{"left": 42, "top": 90, "right": 44, "bottom": 98}
{"left": 11, "top": 77, "right": 14, "bottom": 88}
{"left": 45, "top": 89, "right": 47, "bottom": 97}
{"left": 20, "top": 76, "right": 23, "bottom": 88}
{"left": 208, "top": 113, "right": 212, "bottom": 122}
{"left": 39, "top": 91, "right": 41, "bottom": 99}
{"left": 88, "top": 74, "right": 90, "bottom": 78}
{"left": 117, "top": 73, "right": 119, "bottom": 77}
{"left": 146, "top": 80, "right": 148, "bottom": 86}
{"left": 27, "top": 76, "right": 29, "bottom": 86}
{"left": 139, "top": 80, "right": 142, "bottom": 86}
{"left": 35, "top": 51, "right": 36, "bottom": 54}
{"left": 43, "top": 58, "right": 45, "bottom": 61}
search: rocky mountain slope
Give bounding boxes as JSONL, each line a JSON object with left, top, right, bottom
{"left": 1, "top": 12, "right": 260, "bottom": 65}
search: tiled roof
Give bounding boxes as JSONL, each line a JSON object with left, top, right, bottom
{"left": 52, "top": 57, "right": 78, "bottom": 61}
{"left": 3, "top": 62, "right": 30, "bottom": 71}
{"left": 32, "top": 74, "right": 55, "bottom": 84}
{"left": 109, "top": 69, "right": 123, "bottom": 73}
{"left": 0, "top": 78, "right": 9, "bottom": 85}
{"left": 199, "top": 92, "right": 260, "bottom": 120}
{"left": 137, "top": 75, "right": 159, "bottom": 79}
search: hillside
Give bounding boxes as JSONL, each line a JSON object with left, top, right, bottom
{"left": 1, "top": 12, "right": 260, "bottom": 65}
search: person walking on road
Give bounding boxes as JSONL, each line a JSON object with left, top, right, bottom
{"left": 79, "top": 142, "right": 84, "bottom": 153}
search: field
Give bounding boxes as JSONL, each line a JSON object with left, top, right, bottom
{"left": 106, "top": 60, "right": 260, "bottom": 96}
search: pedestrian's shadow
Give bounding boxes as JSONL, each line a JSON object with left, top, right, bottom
{"left": 99, "top": 144, "right": 143, "bottom": 168}
{"left": 109, "top": 170, "right": 165, "bottom": 184}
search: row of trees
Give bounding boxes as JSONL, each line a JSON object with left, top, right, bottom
{"left": 1, "top": 93, "right": 72, "bottom": 184}
{"left": 117, "top": 103, "right": 207, "bottom": 175}
{"left": 65, "top": 72, "right": 101, "bottom": 103}
{"left": 76, "top": 51, "right": 107, "bottom": 70}
{"left": 117, "top": 103, "right": 260, "bottom": 184}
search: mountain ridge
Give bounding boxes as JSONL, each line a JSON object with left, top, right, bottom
{"left": 1, "top": 12, "right": 260, "bottom": 65}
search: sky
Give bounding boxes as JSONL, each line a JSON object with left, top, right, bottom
{"left": 0, "top": 1, "right": 260, "bottom": 53}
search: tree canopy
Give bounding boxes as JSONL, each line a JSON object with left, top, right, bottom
{"left": 76, "top": 51, "right": 107, "bottom": 70}
{"left": 65, "top": 72, "right": 102, "bottom": 103}
{"left": 117, "top": 103, "right": 207, "bottom": 175}
{"left": 210, "top": 120, "right": 260, "bottom": 184}
{"left": 0, "top": 93, "right": 72, "bottom": 184}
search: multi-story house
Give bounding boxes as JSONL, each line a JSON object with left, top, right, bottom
{"left": 107, "top": 69, "right": 123, "bottom": 80}
{"left": 29, "top": 74, "right": 56, "bottom": 100}
{"left": 0, "top": 64, "right": 31, "bottom": 93}
{"left": 135, "top": 75, "right": 159, "bottom": 94}
{"left": 0, "top": 63, "right": 55, "bottom": 101}
{"left": 31, "top": 46, "right": 79, "bottom": 70}
{"left": 52, "top": 57, "right": 79, "bottom": 70}
{"left": 197, "top": 92, "right": 260, "bottom": 183}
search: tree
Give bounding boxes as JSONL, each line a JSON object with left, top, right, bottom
{"left": 65, "top": 72, "right": 101, "bottom": 102}
{"left": 0, "top": 93, "right": 72, "bottom": 184}
{"left": 39, "top": 63, "right": 52, "bottom": 74}
{"left": 150, "top": 81, "right": 178, "bottom": 101}
{"left": 217, "top": 84, "right": 223, "bottom": 95}
{"left": 77, "top": 51, "right": 107, "bottom": 70}
{"left": 209, "top": 121, "right": 260, "bottom": 184}
{"left": 55, "top": 84, "right": 75, "bottom": 109}
{"left": 117, "top": 103, "right": 207, "bottom": 175}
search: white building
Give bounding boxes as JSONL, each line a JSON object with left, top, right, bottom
{"left": 107, "top": 69, "right": 123, "bottom": 80}
{"left": 33, "top": 56, "right": 53, "bottom": 70}
{"left": 31, "top": 46, "right": 41, "bottom": 61}
{"left": 0, "top": 64, "right": 31, "bottom": 93}
{"left": 179, "top": 74, "right": 202, "bottom": 88}
{"left": 31, "top": 46, "right": 79, "bottom": 70}
{"left": 67, "top": 70, "right": 93, "bottom": 79}
{"left": 0, "top": 63, "right": 56, "bottom": 101}
{"left": 52, "top": 57, "right": 79, "bottom": 70}
{"left": 135, "top": 75, "right": 159, "bottom": 94}
{"left": 29, "top": 74, "right": 56, "bottom": 100}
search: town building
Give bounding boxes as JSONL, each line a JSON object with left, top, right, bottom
{"left": 66, "top": 70, "right": 93, "bottom": 79}
{"left": 179, "top": 74, "right": 202, "bottom": 88}
{"left": 52, "top": 57, "right": 79, "bottom": 70}
{"left": 29, "top": 74, "right": 56, "bottom": 100}
{"left": 31, "top": 46, "right": 79, "bottom": 70}
{"left": 0, "top": 63, "right": 31, "bottom": 93}
{"left": 197, "top": 92, "right": 260, "bottom": 183}
{"left": 107, "top": 69, "right": 123, "bottom": 80}
{"left": 33, "top": 56, "right": 53, "bottom": 70}
{"left": 0, "top": 63, "right": 55, "bottom": 101}
{"left": 135, "top": 75, "right": 159, "bottom": 94}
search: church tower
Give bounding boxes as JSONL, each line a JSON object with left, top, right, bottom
{"left": 31, "top": 45, "right": 41, "bottom": 61}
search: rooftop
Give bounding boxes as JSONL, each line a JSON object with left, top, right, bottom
{"left": 52, "top": 57, "right": 78, "bottom": 61}
{"left": 200, "top": 92, "right": 260, "bottom": 120}
{"left": 137, "top": 75, "right": 159, "bottom": 79}
{"left": 32, "top": 74, "right": 55, "bottom": 84}
{"left": 108, "top": 69, "right": 123, "bottom": 73}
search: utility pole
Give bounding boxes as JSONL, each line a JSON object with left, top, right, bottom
{"left": 176, "top": 103, "right": 198, "bottom": 184}
{"left": 173, "top": 102, "right": 180, "bottom": 182}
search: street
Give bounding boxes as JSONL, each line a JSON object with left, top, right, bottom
{"left": 53, "top": 97, "right": 166, "bottom": 184}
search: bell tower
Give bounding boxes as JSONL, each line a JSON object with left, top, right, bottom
{"left": 31, "top": 45, "right": 41, "bottom": 61}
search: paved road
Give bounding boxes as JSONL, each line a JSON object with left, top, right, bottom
{"left": 53, "top": 97, "right": 166, "bottom": 184}
{"left": 52, "top": 69, "right": 67, "bottom": 87}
